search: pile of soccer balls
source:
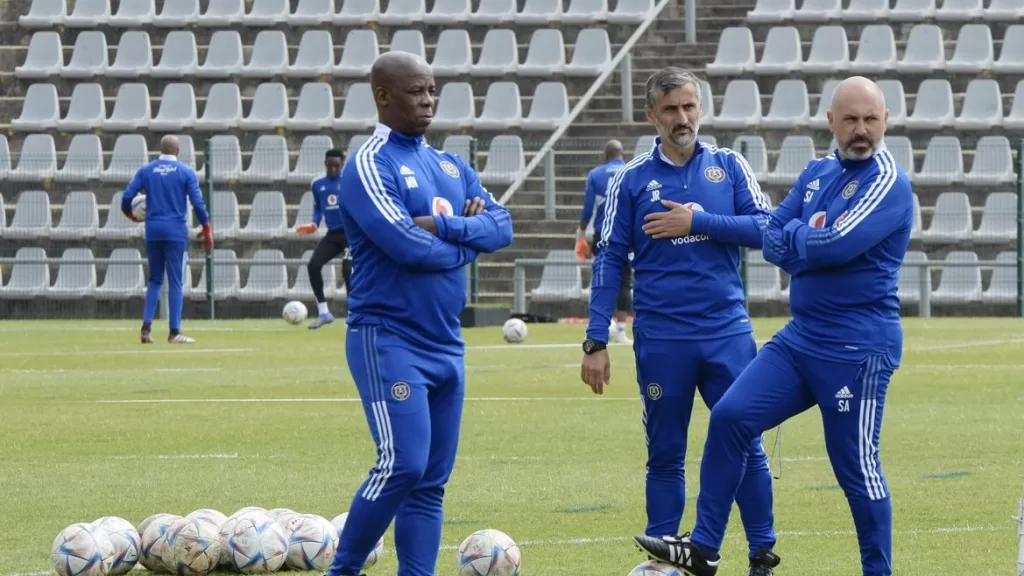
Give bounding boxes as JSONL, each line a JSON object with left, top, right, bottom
{"left": 52, "top": 507, "right": 522, "bottom": 576}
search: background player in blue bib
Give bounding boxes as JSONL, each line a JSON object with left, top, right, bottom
{"left": 296, "top": 148, "right": 354, "bottom": 330}
{"left": 581, "top": 68, "right": 780, "bottom": 575}
{"left": 326, "top": 52, "right": 513, "bottom": 576}
{"left": 636, "top": 76, "right": 913, "bottom": 576}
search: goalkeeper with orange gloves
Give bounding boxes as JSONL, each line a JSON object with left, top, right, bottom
{"left": 576, "top": 139, "right": 631, "bottom": 344}
{"left": 295, "top": 148, "right": 353, "bottom": 330}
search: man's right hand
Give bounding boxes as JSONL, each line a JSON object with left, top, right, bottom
{"left": 581, "top": 349, "right": 611, "bottom": 395}
{"left": 295, "top": 223, "right": 318, "bottom": 235}
{"left": 198, "top": 223, "right": 214, "bottom": 252}
{"left": 574, "top": 236, "right": 591, "bottom": 262}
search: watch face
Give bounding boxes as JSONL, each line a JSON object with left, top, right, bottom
{"left": 583, "top": 340, "right": 593, "bottom": 353}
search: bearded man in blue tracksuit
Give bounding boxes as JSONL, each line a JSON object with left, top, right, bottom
{"left": 326, "top": 52, "right": 513, "bottom": 576}
{"left": 635, "top": 77, "right": 913, "bottom": 576}
{"left": 581, "top": 67, "right": 781, "bottom": 576}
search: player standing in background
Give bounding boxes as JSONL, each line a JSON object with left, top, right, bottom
{"left": 296, "top": 149, "right": 354, "bottom": 330}
{"left": 122, "top": 135, "right": 213, "bottom": 345}
{"left": 326, "top": 51, "right": 513, "bottom": 576}
{"left": 575, "top": 139, "right": 632, "bottom": 344}
{"left": 635, "top": 76, "right": 912, "bottom": 576}
{"left": 580, "top": 67, "right": 781, "bottom": 576}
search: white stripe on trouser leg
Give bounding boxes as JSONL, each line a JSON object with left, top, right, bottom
{"left": 858, "top": 357, "right": 883, "bottom": 500}
{"left": 361, "top": 327, "right": 395, "bottom": 502}
{"left": 641, "top": 396, "right": 649, "bottom": 447}
{"left": 865, "top": 357, "right": 885, "bottom": 499}
{"left": 367, "top": 403, "right": 396, "bottom": 501}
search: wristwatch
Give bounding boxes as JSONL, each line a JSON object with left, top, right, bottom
{"left": 582, "top": 339, "right": 607, "bottom": 354}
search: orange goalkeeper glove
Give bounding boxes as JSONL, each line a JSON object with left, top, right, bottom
{"left": 296, "top": 223, "right": 319, "bottom": 235}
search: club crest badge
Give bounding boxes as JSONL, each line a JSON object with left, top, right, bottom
{"left": 432, "top": 197, "right": 454, "bottom": 216}
{"left": 439, "top": 160, "right": 460, "bottom": 178}
{"left": 392, "top": 382, "right": 411, "bottom": 401}
{"left": 842, "top": 181, "right": 858, "bottom": 199}
{"left": 646, "top": 383, "right": 663, "bottom": 400}
{"left": 327, "top": 194, "right": 338, "bottom": 206}
{"left": 704, "top": 166, "right": 726, "bottom": 183}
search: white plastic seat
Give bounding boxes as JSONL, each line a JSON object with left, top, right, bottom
{"left": 199, "top": 0, "right": 244, "bottom": 26}
{"left": 333, "top": 0, "right": 380, "bottom": 25}
{"left": 289, "top": 0, "right": 332, "bottom": 24}
{"left": 911, "top": 193, "right": 923, "bottom": 240}
{"left": 55, "top": 134, "right": 103, "bottom": 183}
{"left": 906, "top": 79, "right": 954, "bottom": 130}
{"left": 290, "top": 30, "right": 334, "bottom": 77}
{"left": 634, "top": 135, "right": 657, "bottom": 157}
{"left": 334, "top": 83, "right": 378, "bottom": 131}
{"left": 994, "top": 25, "right": 1024, "bottom": 75}
{"left": 197, "top": 30, "right": 243, "bottom": 78}
{"left": 842, "top": 0, "right": 889, "bottom": 21}
{"left": 191, "top": 249, "right": 240, "bottom": 301}
{"left": 51, "top": 191, "right": 99, "bottom": 240}
{"left": 425, "top": 0, "right": 470, "bottom": 23}
{"left": 793, "top": 0, "right": 841, "bottom": 21}
{"left": 931, "top": 251, "right": 982, "bottom": 304}
{"left": 105, "top": 83, "right": 151, "bottom": 132}
{"left": 706, "top": 27, "right": 755, "bottom": 76}
{"left": 207, "top": 135, "right": 243, "bottom": 183}
{"left": 1006, "top": 80, "right": 1024, "bottom": 131}
{"left": 334, "top": 30, "right": 379, "bottom": 77}
{"left": 150, "top": 83, "right": 197, "bottom": 131}
{"left": 946, "top": 25, "right": 993, "bottom": 74}
{"left": 530, "top": 251, "right": 582, "bottom": 301}
{"left": 965, "top": 136, "right": 1016, "bottom": 187}
{"left": 566, "top": 29, "right": 611, "bottom": 77}
{"left": 698, "top": 80, "right": 715, "bottom": 128}
{"left": 522, "top": 82, "right": 569, "bottom": 130}
{"left": 442, "top": 135, "right": 474, "bottom": 162}
{"left": 238, "top": 192, "right": 288, "bottom": 240}
{"left": 11, "top": 135, "right": 57, "bottom": 182}
{"left": 0, "top": 136, "right": 10, "bottom": 182}
{"left": 240, "top": 135, "right": 289, "bottom": 184}
{"left": 66, "top": 0, "right": 110, "bottom": 26}
{"left": 756, "top": 26, "right": 801, "bottom": 75}
{"left": 290, "top": 192, "right": 326, "bottom": 240}
{"left": 178, "top": 136, "right": 203, "bottom": 181}
{"left": 520, "top": 29, "right": 566, "bottom": 77}
{"left": 475, "top": 82, "right": 522, "bottom": 130}
{"left": 472, "top": 30, "right": 518, "bottom": 77}
{"left": 345, "top": 135, "right": 373, "bottom": 161}
{"left": 890, "top": 0, "right": 936, "bottom": 20}
{"left": 897, "top": 25, "right": 945, "bottom": 73}
{"left": 563, "top": 0, "right": 608, "bottom": 23}
{"left": 886, "top": 136, "right": 915, "bottom": 174}
{"left": 479, "top": 135, "right": 525, "bottom": 185}
{"left": 0, "top": 247, "right": 50, "bottom": 299}
{"left": 210, "top": 191, "right": 241, "bottom": 240}
{"left": 432, "top": 29, "right": 472, "bottom": 77}
{"left": 849, "top": 25, "right": 897, "bottom": 74}
{"left": 239, "top": 83, "right": 288, "bottom": 131}
{"left": 608, "top": 0, "right": 652, "bottom": 22}
{"left": 379, "top": 0, "right": 426, "bottom": 25}
{"left": 97, "top": 192, "right": 143, "bottom": 239}
{"left": 20, "top": 0, "right": 67, "bottom": 27}
{"left": 16, "top": 32, "right": 62, "bottom": 78}
{"left": 714, "top": 80, "right": 761, "bottom": 129}
{"left": 747, "top": 0, "right": 794, "bottom": 23}
{"left": 731, "top": 136, "right": 769, "bottom": 181}
{"left": 388, "top": 30, "right": 426, "bottom": 59}
{"left": 6, "top": 191, "right": 52, "bottom": 239}
{"left": 288, "top": 249, "right": 338, "bottom": 298}
{"left": 767, "top": 135, "right": 815, "bottom": 186}
{"left": 288, "top": 83, "right": 334, "bottom": 132}
{"left": 876, "top": 79, "right": 907, "bottom": 128}
{"left": 242, "top": 30, "right": 289, "bottom": 78}
{"left": 244, "top": 0, "right": 289, "bottom": 26}
{"left": 195, "top": 83, "right": 242, "bottom": 131}
{"left": 761, "top": 79, "right": 809, "bottom": 129}
{"left": 897, "top": 251, "right": 928, "bottom": 304}
{"left": 808, "top": 79, "right": 839, "bottom": 130}
{"left": 154, "top": 0, "right": 199, "bottom": 27}
{"left": 984, "top": 0, "right": 1024, "bottom": 21}
{"left": 982, "top": 252, "right": 1017, "bottom": 304}
{"left": 237, "top": 250, "right": 289, "bottom": 301}
{"left": 974, "top": 193, "right": 1018, "bottom": 244}
{"left": 516, "top": 0, "right": 562, "bottom": 25}
{"left": 288, "top": 136, "right": 335, "bottom": 185}
{"left": 107, "top": 31, "right": 152, "bottom": 78}
{"left": 431, "top": 83, "right": 475, "bottom": 131}
{"left": 109, "top": 0, "right": 154, "bottom": 25}
{"left": 469, "top": 0, "right": 516, "bottom": 23}
{"left": 915, "top": 137, "right": 964, "bottom": 186}
{"left": 95, "top": 248, "right": 145, "bottom": 299}
{"left": 101, "top": 134, "right": 149, "bottom": 184}
{"left": 921, "top": 191, "right": 971, "bottom": 243}
{"left": 936, "top": 0, "right": 983, "bottom": 20}
{"left": 152, "top": 31, "right": 199, "bottom": 78}
{"left": 955, "top": 79, "right": 1002, "bottom": 131}
{"left": 57, "top": 83, "right": 105, "bottom": 132}
{"left": 12, "top": 83, "right": 59, "bottom": 131}
{"left": 803, "top": 26, "right": 848, "bottom": 74}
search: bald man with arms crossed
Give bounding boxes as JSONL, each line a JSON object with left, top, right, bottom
{"left": 635, "top": 77, "right": 913, "bottom": 576}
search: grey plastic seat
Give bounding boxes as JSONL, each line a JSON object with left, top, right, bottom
{"left": 566, "top": 29, "right": 611, "bottom": 77}
{"left": 922, "top": 191, "right": 971, "bottom": 243}
{"left": 389, "top": 30, "right": 426, "bottom": 59}
{"left": 21, "top": 0, "right": 67, "bottom": 26}
{"left": 955, "top": 79, "right": 1002, "bottom": 131}
{"left": 936, "top": 0, "right": 983, "bottom": 20}
{"left": 634, "top": 135, "right": 657, "bottom": 156}
{"left": 288, "top": 83, "right": 334, "bottom": 132}
{"left": 0, "top": 248, "right": 50, "bottom": 299}
{"left": 697, "top": 81, "right": 715, "bottom": 128}
{"left": 890, "top": 0, "right": 936, "bottom": 20}
{"left": 345, "top": 135, "right": 373, "bottom": 160}
{"left": 761, "top": 79, "right": 809, "bottom": 129}
{"left": 101, "top": 134, "right": 149, "bottom": 183}
{"left": 105, "top": 83, "right": 151, "bottom": 132}
{"left": 207, "top": 135, "right": 243, "bottom": 183}
{"left": 714, "top": 80, "right": 761, "bottom": 129}
{"left": 982, "top": 252, "right": 1017, "bottom": 304}
{"left": 107, "top": 31, "right": 152, "bottom": 77}
{"left": 0, "top": 136, "right": 10, "bottom": 182}
{"left": 334, "top": 83, "right": 378, "bottom": 130}
{"left": 842, "top": 0, "right": 889, "bottom": 20}
{"left": 109, "top": 0, "right": 154, "bottom": 25}
{"left": 195, "top": 83, "right": 242, "bottom": 131}
{"left": 886, "top": 136, "right": 914, "bottom": 174}
{"left": 897, "top": 25, "right": 945, "bottom": 73}
{"left": 6, "top": 191, "right": 53, "bottom": 239}
{"left": 896, "top": 251, "right": 928, "bottom": 304}
{"left": 239, "top": 192, "right": 288, "bottom": 240}
{"left": 150, "top": 83, "right": 197, "bottom": 131}
{"left": 431, "top": 83, "right": 475, "bottom": 130}
{"left": 152, "top": 31, "right": 199, "bottom": 78}
{"left": 95, "top": 248, "right": 145, "bottom": 299}
{"left": 240, "top": 135, "right": 289, "bottom": 183}
{"left": 475, "top": 82, "right": 522, "bottom": 130}
{"left": 238, "top": 250, "right": 288, "bottom": 301}
{"left": 808, "top": 79, "right": 839, "bottom": 130}
{"left": 239, "top": 83, "right": 288, "bottom": 131}
{"left": 756, "top": 26, "right": 801, "bottom": 75}
{"left": 519, "top": 29, "right": 566, "bottom": 76}
{"left": 200, "top": 0, "right": 244, "bottom": 26}
{"left": 442, "top": 135, "right": 474, "bottom": 162}
{"left": 469, "top": 0, "right": 516, "bottom": 23}
{"left": 51, "top": 191, "right": 99, "bottom": 240}
{"left": 380, "top": 0, "right": 425, "bottom": 24}
{"left": 60, "top": 31, "right": 107, "bottom": 78}
{"left": 911, "top": 193, "right": 923, "bottom": 240}
{"left": 931, "top": 251, "right": 981, "bottom": 304}
{"left": 288, "top": 249, "right": 338, "bottom": 298}
{"left": 197, "top": 31, "right": 243, "bottom": 78}
{"left": 432, "top": 29, "right": 472, "bottom": 77}
{"left": 906, "top": 78, "right": 954, "bottom": 130}
{"left": 64, "top": 0, "right": 110, "bottom": 27}
{"left": 191, "top": 249, "right": 240, "bottom": 301}
{"left": 916, "top": 137, "right": 964, "bottom": 186}
{"left": 425, "top": 0, "right": 470, "bottom": 23}
{"left": 210, "top": 191, "right": 241, "bottom": 240}
{"left": 55, "top": 134, "right": 103, "bottom": 183}
{"left": 244, "top": 0, "right": 289, "bottom": 25}
{"left": 564, "top": 0, "right": 608, "bottom": 23}
{"left": 746, "top": 251, "right": 783, "bottom": 303}
{"left": 1006, "top": 80, "right": 1024, "bottom": 131}
{"left": 609, "top": 0, "right": 653, "bottom": 22}
{"left": 243, "top": 30, "right": 289, "bottom": 78}
{"left": 334, "top": 30, "right": 379, "bottom": 77}
{"left": 974, "top": 193, "right": 1018, "bottom": 243}
{"left": 334, "top": 0, "right": 380, "bottom": 24}
{"left": 516, "top": 0, "right": 562, "bottom": 24}
{"left": 731, "top": 136, "right": 769, "bottom": 180}
{"left": 290, "top": 30, "right": 334, "bottom": 77}
{"left": 289, "top": 0, "right": 332, "bottom": 24}
{"left": 803, "top": 26, "right": 848, "bottom": 73}
{"left": 984, "top": 0, "right": 1024, "bottom": 20}
{"left": 530, "top": 251, "right": 582, "bottom": 301}
{"left": 178, "top": 136, "right": 202, "bottom": 180}
{"left": 946, "top": 25, "right": 993, "bottom": 74}
{"left": 794, "top": 0, "right": 840, "bottom": 20}
{"left": 290, "top": 192, "right": 326, "bottom": 239}
{"left": 522, "top": 82, "right": 569, "bottom": 130}
{"left": 965, "top": 136, "right": 1015, "bottom": 187}
{"left": 849, "top": 25, "right": 897, "bottom": 73}
{"left": 472, "top": 30, "right": 519, "bottom": 77}
{"left": 154, "top": 0, "right": 199, "bottom": 26}
{"left": 10, "top": 135, "right": 57, "bottom": 182}
{"left": 747, "top": 0, "right": 795, "bottom": 22}
{"left": 288, "top": 136, "right": 334, "bottom": 185}
{"left": 479, "top": 135, "right": 525, "bottom": 185}
{"left": 706, "top": 27, "right": 755, "bottom": 76}
{"left": 16, "top": 32, "right": 62, "bottom": 78}
{"left": 993, "top": 25, "right": 1024, "bottom": 75}
{"left": 57, "top": 83, "right": 105, "bottom": 132}
{"left": 767, "top": 135, "right": 815, "bottom": 186}
{"left": 97, "top": 192, "right": 143, "bottom": 239}
{"left": 874, "top": 79, "right": 907, "bottom": 127}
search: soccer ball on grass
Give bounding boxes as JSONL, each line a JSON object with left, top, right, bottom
{"left": 282, "top": 301, "right": 308, "bottom": 325}
{"left": 457, "top": 529, "right": 521, "bottom": 575}
{"left": 330, "top": 512, "right": 383, "bottom": 570}
{"left": 130, "top": 195, "right": 146, "bottom": 221}
{"left": 501, "top": 318, "right": 528, "bottom": 343}
{"left": 628, "top": 560, "right": 686, "bottom": 575}
{"left": 225, "top": 512, "right": 288, "bottom": 573}
{"left": 91, "top": 517, "right": 140, "bottom": 576}
{"left": 52, "top": 523, "right": 116, "bottom": 576}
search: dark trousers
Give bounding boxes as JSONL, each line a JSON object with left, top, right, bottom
{"left": 309, "top": 228, "right": 353, "bottom": 303}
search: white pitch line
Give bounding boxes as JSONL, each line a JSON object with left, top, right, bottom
{"left": 0, "top": 348, "right": 256, "bottom": 358}
{"left": 97, "top": 397, "right": 639, "bottom": 405}
{"left": 908, "top": 338, "right": 1024, "bottom": 351}
{"left": 106, "top": 453, "right": 240, "bottom": 460}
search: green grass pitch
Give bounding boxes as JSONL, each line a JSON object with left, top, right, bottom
{"left": 1, "top": 318, "right": 1022, "bottom": 575}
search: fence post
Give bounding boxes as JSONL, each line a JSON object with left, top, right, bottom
{"left": 204, "top": 138, "right": 215, "bottom": 320}
{"left": 739, "top": 139, "right": 749, "bottom": 309}
{"left": 918, "top": 263, "right": 931, "bottom": 318}
{"left": 544, "top": 149, "right": 556, "bottom": 220}
{"left": 1017, "top": 138, "right": 1023, "bottom": 318}
{"left": 513, "top": 262, "right": 527, "bottom": 315}
{"left": 620, "top": 53, "right": 633, "bottom": 123}
{"left": 469, "top": 137, "right": 480, "bottom": 304}
{"left": 685, "top": 0, "right": 697, "bottom": 44}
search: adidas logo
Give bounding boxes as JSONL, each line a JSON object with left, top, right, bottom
{"left": 835, "top": 386, "right": 854, "bottom": 399}
{"left": 807, "top": 179, "right": 820, "bottom": 191}
{"left": 400, "top": 165, "right": 415, "bottom": 176}
{"left": 646, "top": 180, "right": 662, "bottom": 192}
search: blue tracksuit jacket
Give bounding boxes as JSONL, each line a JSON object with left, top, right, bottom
{"left": 338, "top": 124, "right": 514, "bottom": 352}
{"left": 586, "top": 139, "right": 773, "bottom": 342}
{"left": 121, "top": 154, "right": 210, "bottom": 241}
{"left": 763, "top": 145, "right": 913, "bottom": 364}
{"left": 579, "top": 158, "right": 626, "bottom": 242}
{"left": 310, "top": 172, "right": 346, "bottom": 231}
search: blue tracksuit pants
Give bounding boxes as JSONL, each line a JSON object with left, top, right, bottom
{"left": 143, "top": 239, "right": 187, "bottom": 331}
{"left": 329, "top": 324, "right": 465, "bottom": 576}
{"left": 691, "top": 335, "right": 894, "bottom": 576}
{"left": 635, "top": 330, "right": 776, "bottom": 557}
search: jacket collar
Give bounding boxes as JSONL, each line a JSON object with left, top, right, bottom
{"left": 373, "top": 123, "right": 425, "bottom": 150}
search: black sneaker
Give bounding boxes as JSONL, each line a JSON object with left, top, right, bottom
{"left": 748, "top": 548, "right": 781, "bottom": 576}
{"left": 633, "top": 533, "right": 719, "bottom": 576}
